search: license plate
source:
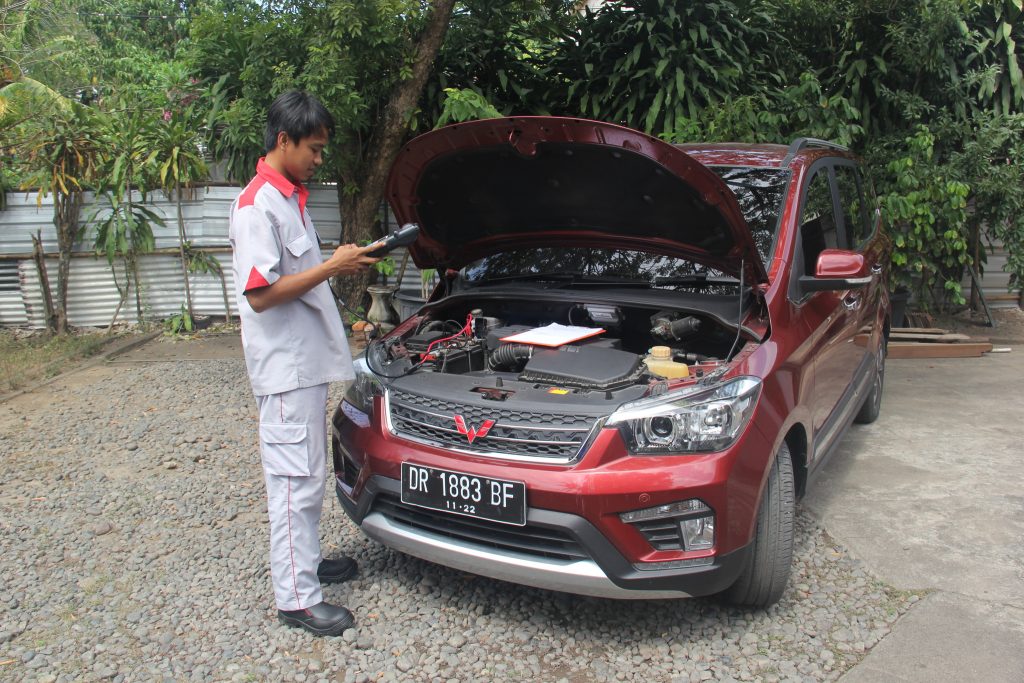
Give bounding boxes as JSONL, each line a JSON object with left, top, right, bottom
{"left": 401, "top": 462, "right": 526, "bottom": 526}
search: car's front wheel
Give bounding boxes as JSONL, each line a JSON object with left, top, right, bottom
{"left": 721, "top": 443, "right": 795, "bottom": 608}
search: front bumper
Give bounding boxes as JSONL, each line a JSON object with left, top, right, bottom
{"left": 336, "top": 474, "right": 752, "bottom": 600}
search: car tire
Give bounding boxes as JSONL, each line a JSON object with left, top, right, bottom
{"left": 721, "top": 443, "right": 795, "bottom": 608}
{"left": 854, "top": 340, "right": 886, "bottom": 425}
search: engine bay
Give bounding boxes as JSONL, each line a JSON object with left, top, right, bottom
{"left": 366, "top": 293, "right": 757, "bottom": 397}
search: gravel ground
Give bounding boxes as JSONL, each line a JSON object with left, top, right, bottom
{"left": 0, "top": 351, "right": 919, "bottom": 683}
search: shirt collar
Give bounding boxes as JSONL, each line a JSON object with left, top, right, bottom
{"left": 256, "top": 157, "right": 309, "bottom": 215}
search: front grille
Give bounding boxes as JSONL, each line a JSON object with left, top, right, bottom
{"left": 387, "top": 388, "right": 598, "bottom": 461}
{"left": 374, "top": 493, "right": 589, "bottom": 562}
{"left": 633, "top": 519, "right": 684, "bottom": 551}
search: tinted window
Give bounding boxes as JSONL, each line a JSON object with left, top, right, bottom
{"left": 799, "top": 170, "right": 838, "bottom": 275}
{"left": 834, "top": 165, "right": 870, "bottom": 247}
{"left": 709, "top": 167, "right": 789, "bottom": 263}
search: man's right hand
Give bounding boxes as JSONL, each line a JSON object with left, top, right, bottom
{"left": 325, "top": 244, "right": 380, "bottom": 277}
{"left": 246, "top": 243, "right": 380, "bottom": 313}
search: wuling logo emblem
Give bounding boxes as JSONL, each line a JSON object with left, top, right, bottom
{"left": 453, "top": 415, "right": 495, "bottom": 444}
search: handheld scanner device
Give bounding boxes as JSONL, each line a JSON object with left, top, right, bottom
{"left": 367, "top": 223, "right": 420, "bottom": 257}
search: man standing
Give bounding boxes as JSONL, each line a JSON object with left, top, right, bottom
{"left": 229, "top": 90, "right": 379, "bottom": 636}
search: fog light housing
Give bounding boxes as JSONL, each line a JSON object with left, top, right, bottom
{"left": 619, "top": 499, "right": 715, "bottom": 552}
{"left": 680, "top": 515, "right": 714, "bottom": 551}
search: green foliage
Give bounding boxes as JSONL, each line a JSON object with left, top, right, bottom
{"left": 874, "top": 126, "right": 971, "bottom": 309}
{"left": 660, "top": 72, "right": 864, "bottom": 145}
{"left": 965, "top": 0, "right": 1024, "bottom": 115}
{"left": 14, "top": 102, "right": 103, "bottom": 200}
{"left": 424, "top": 1, "right": 574, "bottom": 121}
{"left": 184, "top": 244, "right": 223, "bottom": 277}
{"left": 164, "top": 304, "right": 194, "bottom": 335}
{"left": 205, "top": 79, "right": 264, "bottom": 184}
{"left": 374, "top": 256, "right": 396, "bottom": 278}
{"left": 344, "top": 304, "right": 366, "bottom": 326}
{"left": 938, "top": 111, "right": 1024, "bottom": 291}
{"left": 89, "top": 197, "right": 162, "bottom": 265}
{"left": 546, "top": 0, "right": 785, "bottom": 137}
{"left": 1, "top": 0, "right": 103, "bottom": 97}
{"left": 435, "top": 88, "right": 501, "bottom": 127}
{"left": 150, "top": 106, "right": 208, "bottom": 192}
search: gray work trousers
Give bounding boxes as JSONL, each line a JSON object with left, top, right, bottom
{"left": 256, "top": 384, "right": 328, "bottom": 611}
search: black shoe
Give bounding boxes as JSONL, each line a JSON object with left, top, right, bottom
{"left": 278, "top": 601, "right": 354, "bottom": 636}
{"left": 317, "top": 556, "right": 358, "bottom": 584}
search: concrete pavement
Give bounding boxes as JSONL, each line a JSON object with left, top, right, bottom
{"left": 806, "top": 351, "right": 1024, "bottom": 682}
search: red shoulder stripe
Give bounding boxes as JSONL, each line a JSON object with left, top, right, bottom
{"left": 238, "top": 177, "right": 268, "bottom": 209}
{"left": 243, "top": 266, "right": 271, "bottom": 294}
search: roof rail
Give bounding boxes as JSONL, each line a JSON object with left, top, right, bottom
{"left": 780, "top": 137, "right": 849, "bottom": 167}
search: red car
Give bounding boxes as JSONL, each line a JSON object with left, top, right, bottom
{"left": 332, "top": 117, "right": 889, "bottom": 607}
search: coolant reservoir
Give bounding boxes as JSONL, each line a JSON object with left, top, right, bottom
{"left": 643, "top": 346, "right": 690, "bottom": 379}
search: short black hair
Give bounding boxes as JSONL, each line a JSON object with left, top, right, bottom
{"left": 264, "top": 90, "right": 335, "bottom": 152}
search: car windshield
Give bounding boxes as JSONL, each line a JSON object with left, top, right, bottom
{"left": 708, "top": 166, "right": 789, "bottom": 263}
{"left": 462, "top": 247, "right": 736, "bottom": 290}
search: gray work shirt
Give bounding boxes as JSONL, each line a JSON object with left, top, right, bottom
{"left": 229, "top": 158, "right": 354, "bottom": 396}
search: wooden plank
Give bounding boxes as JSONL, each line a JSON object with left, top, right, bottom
{"left": 889, "top": 332, "right": 978, "bottom": 343}
{"left": 891, "top": 327, "right": 950, "bottom": 335}
{"left": 888, "top": 342, "right": 993, "bottom": 359}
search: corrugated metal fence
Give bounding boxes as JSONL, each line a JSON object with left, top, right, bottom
{"left": 0, "top": 187, "right": 427, "bottom": 328}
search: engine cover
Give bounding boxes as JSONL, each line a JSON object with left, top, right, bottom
{"left": 519, "top": 345, "right": 644, "bottom": 391}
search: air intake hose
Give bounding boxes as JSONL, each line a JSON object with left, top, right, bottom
{"left": 488, "top": 343, "right": 533, "bottom": 371}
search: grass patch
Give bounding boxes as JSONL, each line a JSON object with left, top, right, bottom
{"left": 0, "top": 329, "right": 120, "bottom": 392}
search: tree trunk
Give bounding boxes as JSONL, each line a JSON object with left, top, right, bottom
{"left": 131, "top": 253, "right": 143, "bottom": 324}
{"left": 53, "top": 190, "right": 82, "bottom": 335}
{"left": 108, "top": 262, "right": 129, "bottom": 331}
{"left": 175, "top": 180, "right": 195, "bottom": 318}
{"left": 30, "top": 231, "right": 58, "bottom": 334}
{"left": 333, "top": 0, "right": 457, "bottom": 310}
{"left": 124, "top": 188, "right": 145, "bottom": 325}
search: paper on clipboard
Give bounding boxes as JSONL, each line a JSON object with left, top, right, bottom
{"left": 499, "top": 323, "right": 605, "bottom": 347}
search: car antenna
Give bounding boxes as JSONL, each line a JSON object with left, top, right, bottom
{"left": 725, "top": 260, "right": 745, "bottom": 361}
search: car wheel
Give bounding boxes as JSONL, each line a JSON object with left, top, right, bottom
{"left": 854, "top": 340, "right": 886, "bottom": 425}
{"left": 721, "top": 443, "right": 795, "bottom": 608}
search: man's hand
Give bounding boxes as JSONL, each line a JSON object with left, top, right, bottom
{"left": 245, "top": 243, "right": 380, "bottom": 313}
{"left": 324, "top": 244, "right": 380, "bottom": 277}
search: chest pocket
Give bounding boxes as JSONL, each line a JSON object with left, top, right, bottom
{"left": 286, "top": 233, "right": 313, "bottom": 258}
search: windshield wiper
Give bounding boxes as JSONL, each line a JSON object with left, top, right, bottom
{"left": 651, "top": 274, "right": 740, "bottom": 287}
{"left": 471, "top": 272, "right": 582, "bottom": 285}
{"left": 471, "top": 272, "right": 650, "bottom": 287}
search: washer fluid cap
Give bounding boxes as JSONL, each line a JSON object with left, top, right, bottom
{"left": 650, "top": 346, "right": 672, "bottom": 359}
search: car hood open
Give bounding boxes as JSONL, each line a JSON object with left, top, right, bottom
{"left": 386, "top": 117, "right": 768, "bottom": 284}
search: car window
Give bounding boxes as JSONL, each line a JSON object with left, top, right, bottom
{"left": 708, "top": 167, "right": 788, "bottom": 264}
{"left": 798, "top": 169, "right": 838, "bottom": 275}
{"left": 834, "top": 164, "right": 870, "bottom": 248}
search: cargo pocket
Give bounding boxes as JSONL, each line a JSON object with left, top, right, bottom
{"left": 286, "top": 233, "right": 313, "bottom": 258}
{"left": 259, "top": 423, "right": 310, "bottom": 476}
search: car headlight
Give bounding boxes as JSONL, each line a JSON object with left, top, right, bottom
{"left": 607, "top": 377, "right": 761, "bottom": 454}
{"left": 343, "top": 357, "right": 384, "bottom": 416}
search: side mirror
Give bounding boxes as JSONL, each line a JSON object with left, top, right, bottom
{"left": 799, "top": 249, "right": 872, "bottom": 292}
